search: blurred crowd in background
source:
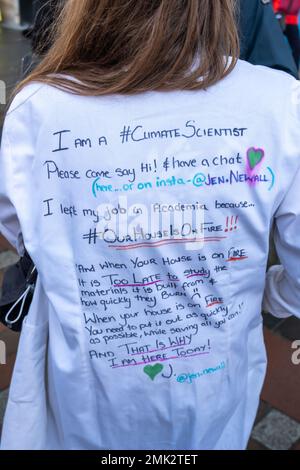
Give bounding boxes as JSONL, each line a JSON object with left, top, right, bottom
{"left": 273, "top": 0, "right": 300, "bottom": 68}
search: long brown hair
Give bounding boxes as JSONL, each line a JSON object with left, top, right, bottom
{"left": 17, "top": 0, "right": 239, "bottom": 96}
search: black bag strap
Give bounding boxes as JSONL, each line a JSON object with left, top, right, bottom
{"left": 0, "top": 251, "right": 37, "bottom": 332}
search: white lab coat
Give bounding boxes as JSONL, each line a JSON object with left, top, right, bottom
{"left": 0, "top": 59, "right": 300, "bottom": 450}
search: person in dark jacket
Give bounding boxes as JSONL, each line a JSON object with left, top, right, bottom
{"left": 273, "top": 0, "right": 300, "bottom": 68}
{"left": 21, "top": 0, "right": 64, "bottom": 75}
{"left": 24, "top": 0, "right": 63, "bottom": 55}
{"left": 239, "top": 0, "right": 298, "bottom": 78}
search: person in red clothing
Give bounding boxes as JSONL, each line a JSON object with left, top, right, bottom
{"left": 273, "top": 0, "right": 300, "bottom": 67}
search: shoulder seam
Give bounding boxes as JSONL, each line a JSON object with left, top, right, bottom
{"left": 7, "top": 83, "right": 45, "bottom": 116}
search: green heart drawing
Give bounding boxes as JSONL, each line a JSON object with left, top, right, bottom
{"left": 247, "top": 147, "right": 265, "bottom": 170}
{"left": 143, "top": 363, "right": 163, "bottom": 381}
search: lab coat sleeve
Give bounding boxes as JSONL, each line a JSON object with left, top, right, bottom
{"left": 263, "top": 164, "right": 300, "bottom": 319}
{"left": 0, "top": 78, "right": 40, "bottom": 256}
{"left": 2, "top": 84, "right": 45, "bottom": 257}
{"left": 0, "top": 122, "right": 24, "bottom": 255}
{"left": 0, "top": 84, "right": 40, "bottom": 256}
